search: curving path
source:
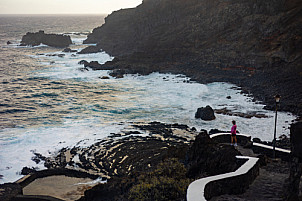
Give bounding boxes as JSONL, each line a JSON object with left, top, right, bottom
{"left": 186, "top": 133, "right": 292, "bottom": 201}
{"left": 187, "top": 156, "right": 259, "bottom": 201}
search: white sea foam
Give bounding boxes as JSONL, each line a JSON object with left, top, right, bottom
{"left": 31, "top": 50, "right": 113, "bottom": 80}
{"left": 0, "top": 120, "right": 126, "bottom": 183}
{"left": 0, "top": 43, "right": 297, "bottom": 184}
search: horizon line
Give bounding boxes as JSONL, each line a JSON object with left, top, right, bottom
{"left": 0, "top": 13, "right": 109, "bottom": 15}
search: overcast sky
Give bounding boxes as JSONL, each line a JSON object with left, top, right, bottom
{"left": 0, "top": 0, "right": 143, "bottom": 14}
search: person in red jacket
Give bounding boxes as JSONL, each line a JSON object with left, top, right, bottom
{"left": 231, "top": 120, "right": 237, "bottom": 146}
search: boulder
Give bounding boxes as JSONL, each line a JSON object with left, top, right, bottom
{"left": 78, "top": 60, "right": 88, "bottom": 65}
{"left": 85, "top": 61, "right": 102, "bottom": 69}
{"left": 109, "top": 69, "right": 126, "bottom": 78}
{"left": 62, "top": 48, "right": 77, "bottom": 53}
{"left": 21, "top": 167, "right": 37, "bottom": 175}
{"left": 195, "top": 105, "right": 216, "bottom": 121}
{"left": 20, "top": 30, "right": 72, "bottom": 48}
{"left": 253, "top": 138, "right": 261, "bottom": 143}
{"left": 6, "top": 41, "right": 12, "bottom": 45}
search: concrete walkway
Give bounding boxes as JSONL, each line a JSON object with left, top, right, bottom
{"left": 187, "top": 155, "right": 259, "bottom": 201}
{"left": 186, "top": 142, "right": 297, "bottom": 201}
{"left": 211, "top": 150, "right": 290, "bottom": 201}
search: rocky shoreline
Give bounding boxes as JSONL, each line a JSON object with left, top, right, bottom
{"left": 2, "top": 0, "right": 302, "bottom": 200}
{"left": 2, "top": 121, "right": 300, "bottom": 201}
{"left": 80, "top": 0, "right": 302, "bottom": 118}
{"left": 1, "top": 122, "right": 245, "bottom": 201}
{"left": 82, "top": 54, "right": 302, "bottom": 119}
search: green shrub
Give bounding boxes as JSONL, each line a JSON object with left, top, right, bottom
{"left": 129, "top": 158, "right": 192, "bottom": 201}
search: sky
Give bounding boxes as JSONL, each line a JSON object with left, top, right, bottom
{"left": 0, "top": 0, "right": 143, "bottom": 14}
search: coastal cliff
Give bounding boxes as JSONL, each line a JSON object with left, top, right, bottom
{"left": 84, "top": 0, "right": 302, "bottom": 116}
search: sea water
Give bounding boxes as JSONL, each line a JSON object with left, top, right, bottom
{"left": 0, "top": 15, "right": 296, "bottom": 183}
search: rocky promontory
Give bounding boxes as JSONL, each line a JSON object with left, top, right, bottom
{"left": 20, "top": 30, "right": 72, "bottom": 48}
{"left": 2, "top": 122, "right": 301, "bottom": 200}
{"left": 82, "top": 0, "right": 302, "bottom": 117}
{"left": 10, "top": 122, "right": 242, "bottom": 201}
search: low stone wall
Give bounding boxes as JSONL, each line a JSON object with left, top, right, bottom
{"left": 4, "top": 168, "right": 102, "bottom": 201}
{"left": 187, "top": 156, "right": 260, "bottom": 201}
{"left": 204, "top": 156, "right": 260, "bottom": 200}
{"left": 209, "top": 133, "right": 251, "bottom": 145}
{"left": 187, "top": 132, "right": 292, "bottom": 200}
{"left": 252, "top": 142, "right": 291, "bottom": 161}
{"left": 16, "top": 168, "right": 100, "bottom": 188}
{"left": 11, "top": 195, "right": 64, "bottom": 201}
{"left": 210, "top": 133, "right": 291, "bottom": 161}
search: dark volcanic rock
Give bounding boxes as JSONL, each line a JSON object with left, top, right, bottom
{"left": 21, "top": 30, "right": 72, "bottom": 48}
{"left": 0, "top": 183, "right": 22, "bottom": 201}
{"left": 284, "top": 122, "right": 302, "bottom": 201}
{"left": 109, "top": 69, "right": 126, "bottom": 78}
{"left": 37, "top": 122, "right": 194, "bottom": 177}
{"left": 83, "top": 0, "right": 302, "bottom": 116}
{"left": 290, "top": 122, "right": 302, "bottom": 159}
{"left": 21, "top": 167, "right": 37, "bottom": 175}
{"left": 209, "top": 129, "right": 229, "bottom": 134}
{"left": 195, "top": 105, "right": 216, "bottom": 121}
{"left": 214, "top": 107, "right": 269, "bottom": 118}
{"left": 100, "top": 76, "right": 110, "bottom": 79}
{"left": 78, "top": 45, "right": 102, "bottom": 54}
{"left": 84, "top": 61, "right": 103, "bottom": 70}
{"left": 186, "top": 130, "right": 241, "bottom": 178}
{"left": 76, "top": 123, "right": 242, "bottom": 201}
{"left": 62, "top": 48, "right": 77, "bottom": 53}
{"left": 78, "top": 60, "right": 88, "bottom": 65}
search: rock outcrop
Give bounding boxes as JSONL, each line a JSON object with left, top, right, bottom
{"left": 83, "top": 0, "right": 302, "bottom": 116}
{"left": 20, "top": 30, "right": 72, "bottom": 48}
{"left": 195, "top": 105, "right": 216, "bottom": 121}
{"left": 62, "top": 48, "right": 77, "bottom": 53}
{"left": 78, "top": 45, "right": 102, "bottom": 54}
{"left": 0, "top": 183, "right": 22, "bottom": 201}
{"left": 284, "top": 122, "right": 302, "bottom": 201}
{"left": 186, "top": 130, "right": 241, "bottom": 178}
{"left": 25, "top": 122, "right": 242, "bottom": 201}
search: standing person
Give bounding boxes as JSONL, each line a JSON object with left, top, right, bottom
{"left": 231, "top": 120, "right": 237, "bottom": 146}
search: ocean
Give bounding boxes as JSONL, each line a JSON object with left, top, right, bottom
{"left": 0, "top": 14, "right": 296, "bottom": 184}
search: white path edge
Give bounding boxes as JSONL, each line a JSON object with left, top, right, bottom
{"left": 209, "top": 132, "right": 291, "bottom": 154}
{"left": 253, "top": 142, "right": 291, "bottom": 153}
{"left": 186, "top": 156, "right": 259, "bottom": 201}
{"left": 187, "top": 132, "right": 291, "bottom": 201}
{"left": 209, "top": 132, "right": 251, "bottom": 139}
